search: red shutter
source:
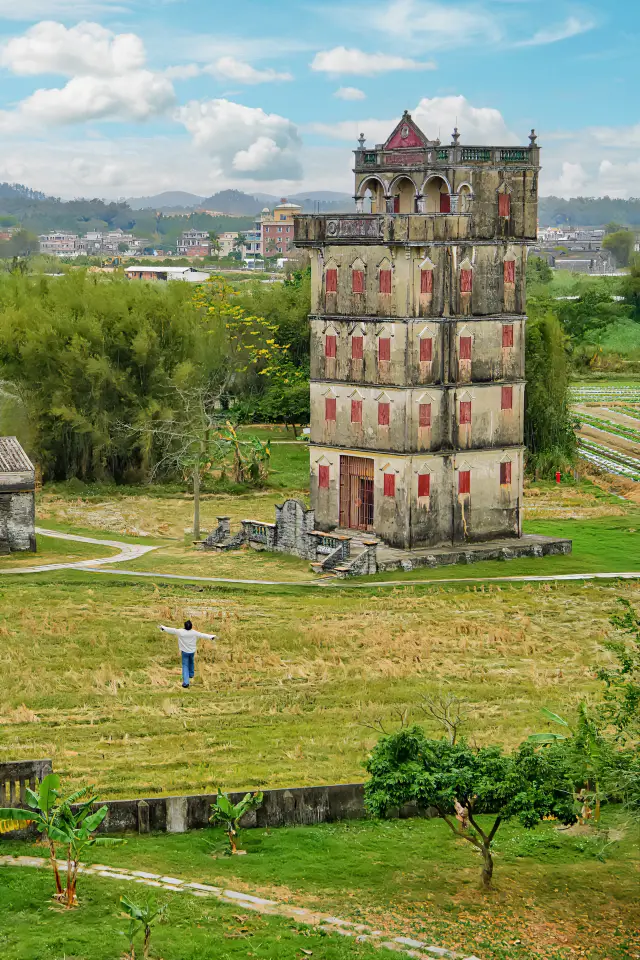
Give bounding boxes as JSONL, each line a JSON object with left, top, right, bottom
{"left": 459, "top": 469, "right": 471, "bottom": 495}
{"left": 460, "top": 269, "right": 473, "bottom": 293}
{"left": 383, "top": 473, "right": 395, "bottom": 497}
{"left": 459, "top": 336, "right": 472, "bottom": 361}
{"left": 504, "top": 260, "right": 515, "bottom": 284}
{"left": 326, "top": 268, "right": 337, "bottom": 293}
{"left": 419, "top": 403, "right": 431, "bottom": 428}
{"left": 420, "top": 337, "right": 433, "bottom": 362}
{"left": 352, "top": 269, "right": 364, "bottom": 293}
{"left": 418, "top": 473, "right": 430, "bottom": 498}
{"left": 379, "top": 269, "right": 392, "bottom": 294}
{"left": 499, "top": 193, "right": 511, "bottom": 218}
{"left": 500, "top": 461, "right": 512, "bottom": 486}
{"left": 351, "top": 335, "right": 363, "bottom": 360}
{"left": 378, "top": 337, "right": 391, "bottom": 362}
{"left": 459, "top": 400, "right": 471, "bottom": 425}
{"left": 325, "top": 335, "right": 336, "bottom": 358}
{"left": 378, "top": 402, "right": 390, "bottom": 426}
{"left": 502, "top": 323, "right": 514, "bottom": 348}
{"left": 501, "top": 386, "right": 513, "bottom": 410}
{"left": 393, "top": 196, "right": 400, "bottom": 213}
{"left": 439, "top": 193, "right": 451, "bottom": 214}
{"left": 420, "top": 269, "right": 433, "bottom": 294}
{"left": 318, "top": 465, "right": 330, "bottom": 488}
{"left": 325, "top": 397, "right": 336, "bottom": 421}
{"left": 351, "top": 399, "right": 362, "bottom": 423}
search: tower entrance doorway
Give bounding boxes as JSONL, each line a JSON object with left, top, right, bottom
{"left": 339, "top": 455, "right": 374, "bottom": 531}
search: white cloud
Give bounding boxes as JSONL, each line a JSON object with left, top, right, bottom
{"left": 308, "top": 95, "right": 517, "bottom": 146}
{"left": 311, "top": 47, "right": 435, "bottom": 76}
{"left": 177, "top": 99, "right": 303, "bottom": 180}
{"left": 207, "top": 56, "right": 292, "bottom": 84}
{"left": 369, "top": 0, "right": 501, "bottom": 48}
{"left": 0, "top": 0, "right": 127, "bottom": 17}
{"left": 334, "top": 86, "right": 366, "bottom": 101}
{"left": 0, "top": 20, "right": 145, "bottom": 77}
{"left": 515, "top": 16, "right": 595, "bottom": 47}
{"left": 544, "top": 161, "right": 589, "bottom": 195}
{"left": 0, "top": 20, "right": 175, "bottom": 129}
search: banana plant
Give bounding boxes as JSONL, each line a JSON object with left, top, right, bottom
{"left": 120, "top": 895, "right": 167, "bottom": 959}
{"left": 209, "top": 788, "right": 263, "bottom": 854}
{"left": 0, "top": 773, "right": 84, "bottom": 900}
{"left": 54, "top": 797, "right": 125, "bottom": 907}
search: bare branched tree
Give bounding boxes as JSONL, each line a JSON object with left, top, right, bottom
{"left": 358, "top": 707, "right": 409, "bottom": 736}
{"left": 419, "top": 692, "right": 469, "bottom": 745}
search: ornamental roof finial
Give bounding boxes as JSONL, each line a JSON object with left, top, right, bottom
{"left": 529, "top": 128, "right": 538, "bottom": 144}
{"left": 451, "top": 126, "right": 460, "bottom": 145}
{"left": 358, "top": 132, "right": 366, "bottom": 148}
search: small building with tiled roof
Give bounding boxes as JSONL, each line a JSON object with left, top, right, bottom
{"left": 0, "top": 437, "right": 36, "bottom": 553}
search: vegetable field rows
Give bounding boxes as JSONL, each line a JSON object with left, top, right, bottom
{"left": 571, "top": 385, "right": 640, "bottom": 402}
{"left": 578, "top": 438, "right": 640, "bottom": 481}
{"left": 578, "top": 413, "right": 640, "bottom": 445}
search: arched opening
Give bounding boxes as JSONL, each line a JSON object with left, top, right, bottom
{"left": 458, "top": 184, "right": 472, "bottom": 214}
{"left": 424, "top": 176, "right": 451, "bottom": 214}
{"left": 390, "top": 176, "right": 417, "bottom": 214}
{"left": 359, "top": 177, "right": 385, "bottom": 214}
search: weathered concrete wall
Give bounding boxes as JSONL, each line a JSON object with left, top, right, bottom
{"left": 310, "top": 445, "right": 523, "bottom": 548}
{"left": 0, "top": 490, "right": 36, "bottom": 552}
{"left": 310, "top": 244, "right": 527, "bottom": 318}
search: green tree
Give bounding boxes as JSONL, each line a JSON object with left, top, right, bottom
{"left": 597, "top": 599, "right": 640, "bottom": 740}
{"left": 526, "top": 254, "right": 553, "bottom": 287}
{"left": 524, "top": 309, "right": 577, "bottom": 476}
{"left": 620, "top": 254, "right": 640, "bottom": 318}
{"left": 603, "top": 229, "right": 635, "bottom": 267}
{"left": 364, "top": 728, "right": 575, "bottom": 887}
{"left": 605, "top": 221, "right": 624, "bottom": 235}
{"left": 120, "top": 896, "right": 167, "bottom": 959}
{"left": 209, "top": 789, "right": 263, "bottom": 854}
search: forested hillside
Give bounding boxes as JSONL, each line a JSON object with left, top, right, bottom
{"left": 539, "top": 196, "right": 640, "bottom": 227}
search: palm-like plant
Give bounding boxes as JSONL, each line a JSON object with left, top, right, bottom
{"left": 120, "top": 895, "right": 167, "bottom": 959}
{"left": 209, "top": 788, "right": 263, "bottom": 854}
{"left": 55, "top": 797, "right": 125, "bottom": 906}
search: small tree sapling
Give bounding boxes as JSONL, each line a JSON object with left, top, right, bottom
{"left": 365, "top": 727, "right": 575, "bottom": 888}
{"left": 209, "top": 789, "right": 263, "bottom": 854}
{"left": 120, "top": 895, "right": 167, "bottom": 959}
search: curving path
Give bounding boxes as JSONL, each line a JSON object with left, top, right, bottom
{"left": 1, "top": 527, "right": 639, "bottom": 588}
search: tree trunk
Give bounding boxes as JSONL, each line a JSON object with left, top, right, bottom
{"left": 193, "top": 465, "right": 200, "bottom": 541}
{"left": 481, "top": 845, "right": 494, "bottom": 888}
{"left": 143, "top": 925, "right": 151, "bottom": 959}
{"left": 47, "top": 838, "right": 63, "bottom": 898}
{"left": 228, "top": 829, "right": 237, "bottom": 854}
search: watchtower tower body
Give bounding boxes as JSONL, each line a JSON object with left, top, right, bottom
{"left": 294, "top": 111, "right": 540, "bottom": 550}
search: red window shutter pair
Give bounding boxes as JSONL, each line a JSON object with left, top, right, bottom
{"left": 378, "top": 402, "right": 390, "bottom": 426}
{"left": 504, "top": 260, "right": 515, "bottom": 284}
{"left": 418, "top": 473, "right": 430, "bottom": 498}
{"left": 318, "top": 465, "right": 330, "bottom": 488}
{"left": 378, "top": 338, "right": 391, "bottom": 362}
{"left": 351, "top": 336, "right": 363, "bottom": 360}
{"left": 458, "top": 470, "right": 471, "bottom": 495}
{"left": 379, "top": 269, "right": 392, "bottom": 294}
{"left": 439, "top": 193, "right": 451, "bottom": 214}
{"left": 325, "top": 397, "right": 336, "bottom": 421}
{"left": 325, "top": 335, "right": 336, "bottom": 358}
{"left": 420, "top": 337, "right": 433, "bottom": 362}
{"left": 498, "top": 193, "right": 511, "bottom": 218}
{"left": 460, "top": 269, "right": 473, "bottom": 293}
{"left": 419, "top": 403, "right": 431, "bottom": 428}
{"left": 459, "top": 401, "right": 471, "bottom": 425}
{"left": 459, "top": 336, "right": 472, "bottom": 361}
{"left": 501, "top": 386, "right": 513, "bottom": 410}
{"left": 351, "top": 400, "right": 362, "bottom": 424}
{"left": 326, "top": 268, "right": 337, "bottom": 293}
{"left": 420, "top": 269, "right": 433, "bottom": 295}
{"left": 500, "top": 462, "right": 512, "bottom": 486}
{"left": 383, "top": 473, "right": 395, "bottom": 497}
{"left": 502, "top": 324, "right": 514, "bottom": 348}
{"left": 352, "top": 269, "right": 364, "bottom": 294}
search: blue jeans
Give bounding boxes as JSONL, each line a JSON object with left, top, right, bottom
{"left": 181, "top": 651, "right": 195, "bottom": 686}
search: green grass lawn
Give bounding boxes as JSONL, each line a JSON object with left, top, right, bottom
{"left": 0, "top": 534, "right": 117, "bottom": 569}
{"left": 2, "top": 813, "right": 638, "bottom": 960}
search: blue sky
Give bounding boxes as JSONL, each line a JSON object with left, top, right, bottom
{"left": 0, "top": 0, "right": 637, "bottom": 199}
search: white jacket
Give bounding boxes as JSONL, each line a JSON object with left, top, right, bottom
{"left": 159, "top": 625, "right": 216, "bottom": 654}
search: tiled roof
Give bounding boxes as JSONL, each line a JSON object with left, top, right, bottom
{"left": 0, "top": 437, "right": 34, "bottom": 473}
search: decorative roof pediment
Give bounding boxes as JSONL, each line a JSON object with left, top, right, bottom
{"left": 418, "top": 323, "right": 437, "bottom": 338}
{"left": 375, "top": 391, "right": 393, "bottom": 403}
{"left": 348, "top": 321, "right": 367, "bottom": 336}
{"left": 322, "top": 386, "right": 338, "bottom": 398}
{"left": 419, "top": 256, "right": 435, "bottom": 271}
{"left": 315, "top": 454, "right": 332, "bottom": 466}
{"left": 348, "top": 388, "right": 365, "bottom": 400}
{"left": 383, "top": 111, "right": 433, "bottom": 150}
{"left": 457, "top": 389, "right": 474, "bottom": 401}
{"left": 417, "top": 391, "right": 435, "bottom": 404}
{"left": 380, "top": 462, "right": 400, "bottom": 473}
{"left": 414, "top": 461, "right": 433, "bottom": 474}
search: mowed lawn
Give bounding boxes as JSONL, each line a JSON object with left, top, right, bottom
{"left": 0, "top": 567, "right": 635, "bottom": 798}
{"left": 2, "top": 813, "right": 638, "bottom": 960}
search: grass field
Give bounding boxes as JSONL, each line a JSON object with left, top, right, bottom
{"left": 2, "top": 811, "right": 638, "bottom": 960}
{"left": 0, "top": 534, "right": 116, "bottom": 569}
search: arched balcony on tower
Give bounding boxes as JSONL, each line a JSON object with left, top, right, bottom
{"left": 389, "top": 175, "right": 419, "bottom": 214}
{"left": 356, "top": 176, "right": 387, "bottom": 214}
{"left": 423, "top": 175, "right": 452, "bottom": 214}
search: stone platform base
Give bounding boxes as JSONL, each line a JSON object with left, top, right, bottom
{"left": 374, "top": 534, "right": 572, "bottom": 574}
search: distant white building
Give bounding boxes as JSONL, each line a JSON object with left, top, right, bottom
{"left": 125, "top": 265, "right": 209, "bottom": 283}
{"left": 38, "top": 232, "right": 79, "bottom": 256}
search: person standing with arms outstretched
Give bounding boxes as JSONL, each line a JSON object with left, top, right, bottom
{"left": 158, "top": 620, "right": 216, "bottom": 688}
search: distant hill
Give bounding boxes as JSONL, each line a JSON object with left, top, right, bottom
{"left": 0, "top": 182, "right": 48, "bottom": 201}
{"left": 127, "top": 191, "right": 204, "bottom": 211}
{"left": 201, "top": 190, "right": 264, "bottom": 216}
{"left": 539, "top": 196, "right": 640, "bottom": 228}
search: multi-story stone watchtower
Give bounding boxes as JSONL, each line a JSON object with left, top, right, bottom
{"left": 294, "top": 111, "right": 540, "bottom": 550}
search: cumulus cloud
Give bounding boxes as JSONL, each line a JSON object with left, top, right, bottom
{"left": 0, "top": 20, "right": 145, "bottom": 76}
{"left": 177, "top": 99, "right": 303, "bottom": 180}
{"left": 370, "top": 0, "right": 501, "bottom": 48}
{"left": 515, "top": 16, "right": 595, "bottom": 47}
{"left": 311, "top": 47, "right": 435, "bottom": 76}
{"left": 208, "top": 56, "right": 292, "bottom": 83}
{"left": 308, "top": 95, "right": 517, "bottom": 146}
{"left": 334, "top": 86, "right": 366, "bottom": 101}
{"left": 0, "top": 20, "right": 175, "bottom": 129}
